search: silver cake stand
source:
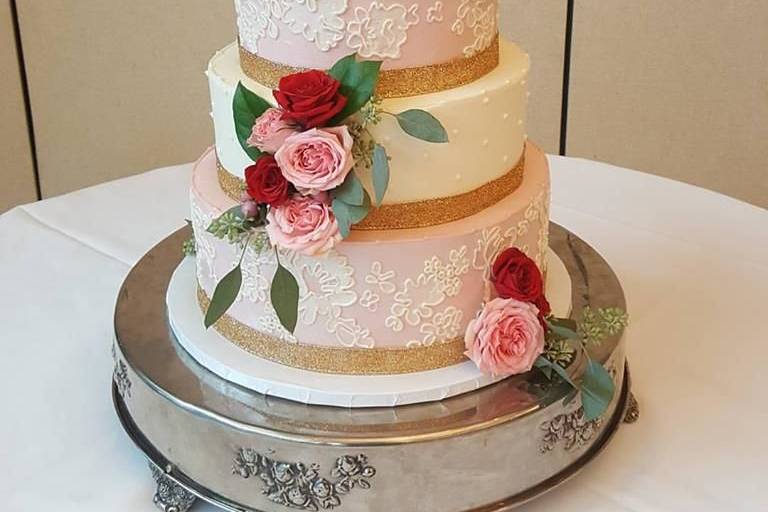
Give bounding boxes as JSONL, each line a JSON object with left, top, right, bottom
{"left": 112, "top": 224, "right": 639, "bottom": 512}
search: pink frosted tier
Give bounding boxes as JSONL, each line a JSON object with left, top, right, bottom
{"left": 234, "top": 0, "right": 498, "bottom": 70}
{"left": 190, "top": 143, "right": 550, "bottom": 359}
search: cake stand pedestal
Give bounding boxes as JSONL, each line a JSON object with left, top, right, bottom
{"left": 112, "top": 224, "right": 638, "bottom": 512}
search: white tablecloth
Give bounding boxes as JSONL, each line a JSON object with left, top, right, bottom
{"left": 1, "top": 156, "right": 766, "bottom": 511}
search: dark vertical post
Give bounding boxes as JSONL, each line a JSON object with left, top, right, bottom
{"left": 559, "top": 0, "right": 575, "bottom": 156}
{"left": 10, "top": 0, "right": 42, "bottom": 200}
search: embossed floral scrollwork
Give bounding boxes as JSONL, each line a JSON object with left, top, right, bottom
{"left": 386, "top": 247, "right": 469, "bottom": 334}
{"left": 347, "top": 1, "right": 420, "bottom": 59}
{"left": 281, "top": 0, "right": 349, "bottom": 52}
{"left": 150, "top": 464, "right": 197, "bottom": 512}
{"left": 451, "top": 0, "right": 497, "bottom": 57}
{"left": 540, "top": 407, "right": 602, "bottom": 453}
{"left": 364, "top": 261, "right": 396, "bottom": 295}
{"left": 233, "top": 449, "right": 376, "bottom": 511}
{"left": 112, "top": 343, "right": 132, "bottom": 400}
{"left": 237, "top": 0, "right": 285, "bottom": 52}
{"left": 426, "top": 0, "right": 444, "bottom": 23}
{"left": 190, "top": 198, "right": 217, "bottom": 285}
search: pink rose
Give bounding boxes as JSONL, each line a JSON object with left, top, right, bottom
{"left": 247, "top": 108, "right": 298, "bottom": 154}
{"left": 274, "top": 126, "right": 354, "bottom": 194}
{"left": 265, "top": 193, "right": 341, "bottom": 255}
{"left": 464, "top": 298, "right": 545, "bottom": 376}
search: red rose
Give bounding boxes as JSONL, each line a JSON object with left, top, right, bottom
{"left": 244, "top": 155, "right": 289, "bottom": 206}
{"left": 534, "top": 294, "right": 552, "bottom": 319}
{"left": 273, "top": 70, "right": 347, "bottom": 128}
{"left": 492, "top": 248, "right": 546, "bottom": 305}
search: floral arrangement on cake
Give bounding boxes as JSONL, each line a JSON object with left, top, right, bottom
{"left": 464, "top": 247, "right": 628, "bottom": 420}
{"left": 200, "top": 54, "right": 448, "bottom": 332}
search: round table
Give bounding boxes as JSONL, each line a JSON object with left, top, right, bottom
{"left": 0, "top": 155, "right": 765, "bottom": 511}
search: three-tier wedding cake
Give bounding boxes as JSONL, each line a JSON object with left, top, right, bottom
{"left": 111, "top": 2, "right": 633, "bottom": 509}
{"left": 166, "top": 0, "right": 622, "bottom": 412}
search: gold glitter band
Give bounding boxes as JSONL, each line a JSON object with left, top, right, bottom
{"left": 217, "top": 163, "right": 245, "bottom": 199}
{"left": 239, "top": 37, "right": 499, "bottom": 99}
{"left": 197, "top": 287, "right": 467, "bottom": 375}
{"left": 217, "top": 152, "right": 525, "bottom": 230}
{"left": 355, "top": 155, "right": 525, "bottom": 230}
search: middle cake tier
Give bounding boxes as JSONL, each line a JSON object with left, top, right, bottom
{"left": 208, "top": 39, "right": 530, "bottom": 211}
{"left": 191, "top": 142, "right": 550, "bottom": 375}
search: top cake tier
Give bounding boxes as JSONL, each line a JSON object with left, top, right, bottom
{"left": 235, "top": 0, "right": 499, "bottom": 96}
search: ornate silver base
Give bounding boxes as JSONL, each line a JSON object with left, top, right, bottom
{"left": 115, "top": 373, "right": 638, "bottom": 512}
{"left": 150, "top": 464, "right": 197, "bottom": 512}
{"left": 624, "top": 393, "right": 640, "bottom": 424}
{"left": 113, "top": 224, "right": 638, "bottom": 512}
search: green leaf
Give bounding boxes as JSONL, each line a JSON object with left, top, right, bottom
{"left": 395, "top": 109, "right": 449, "bottom": 143}
{"left": 372, "top": 144, "right": 390, "bottom": 206}
{"left": 548, "top": 316, "right": 578, "bottom": 332}
{"left": 332, "top": 191, "right": 371, "bottom": 238}
{"left": 333, "top": 172, "right": 365, "bottom": 206}
{"left": 204, "top": 265, "right": 243, "bottom": 328}
{"left": 220, "top": 205, "right": 247, "bottom": 223}
{"left": 233, "top": 82, "right": 272, "bottom": 161}
{"left": 545, "top": 319, "right": 580, "bottom": 340}
{"left": 563, "top": 388, "right": 579, "bottom": 406}
{"left": 535, "top": 356, "right": 576, "bottom": 388}
{"left": 328, "top": 55, "right": 382, "bottom": 123}
{"left": 270, "top": 262, "right": 300, "bottom": 334}
{"left": 580, "top": 359, "right": 615, "bottom": 421}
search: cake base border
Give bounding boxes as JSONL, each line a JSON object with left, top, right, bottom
{"left": 113, "top": 370, "right": 637, "bottom": 512}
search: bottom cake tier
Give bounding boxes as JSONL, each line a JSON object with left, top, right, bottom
{"left": 167, "top": 249, "right": 571, "bottom": 407}
{"left": 190, "top": 143, "right": 551, "bottom": 376}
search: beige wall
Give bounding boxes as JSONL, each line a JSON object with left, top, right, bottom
{"left": 499, "top": 0, "right": 566, "bottom": 155}
{"left": 16, "top": 0, "right": 234, "bottom": 199}
{"left": 0, "top": 0, "right": 37, "bottom": 212}
{"left": 1, "top": 2, "right": 766, "bottom": 212}
{"left": 567, "top": 0, "right": 768, "bottom": 207}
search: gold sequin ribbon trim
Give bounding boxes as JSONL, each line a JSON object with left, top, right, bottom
{"left": 198, "top": 287, "right": 467, "bottom": 375}
{"left": 239, "top": 37, "right": 499, "bottom": 99}
{"left": 217, "top": 152, "right": 525, "bottom": 230}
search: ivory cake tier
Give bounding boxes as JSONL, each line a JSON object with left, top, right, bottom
{"left": 207, "top": 39, "right": 530, "bottom": 205}
{"left": 190, "top": 142, "right": 550, "bottom": 374}
{"left": 235, "top": 0, "right": 499, "bottom": 71}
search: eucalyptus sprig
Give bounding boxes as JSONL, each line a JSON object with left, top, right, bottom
{"left": 360, "top": 96, "right": 383, "bottom": 127}
{"left": 181, "top": 238, "right": 197, "bottom": 256}
{"left": 579, "top": 307, "right": 629, "bottom": 346}
{"left": 381, "top": 109, "right": 449, "bottom": 144}
{"left": 543, "top": 339, "right": 575, "bottom": 367}
{"left": 535, "top": 307, "right": 629, "bottom": 421}
{"left": 207, "top": 204, "right": 268, "bottom": 245}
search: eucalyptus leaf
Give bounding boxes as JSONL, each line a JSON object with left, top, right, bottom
{"left": 395, "top": 109, "right": 449, "bottom": 143}
{"left": 332, "top": 191, "right": 371, "bottom": 238}
{"left": 270, "top": 262, "right": 299, "bottom": 334}
{"left": 204, "top": 265, "right": 243, "bottom": 328}
{"left": 535, "top": 356, "right": 576, "bottom": 388}
{"left": 563, "top": 388, "right": 579, "bottom": 406}
{"left": 328, "top": 55, "right": 382, "bottom": 123}
{"left": 548, "top": 316, "right": 578, "bottom": 332}
{"left": 580, "top": 359, "right": 615, "bottom": 421}
{"left": 546, "top": 319, "right": 580, "bottom": 340}
{"left": 224, "top": 204, "right": 247, "bottom": 221}
{"left": 333, "top": 172, "right": 365, "bottom": 206}
{"left": 372, "top": 144, "right": 390, "bottom": 206}
{"left": 233, "top": 82, "right": 272, "bottom": 161}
